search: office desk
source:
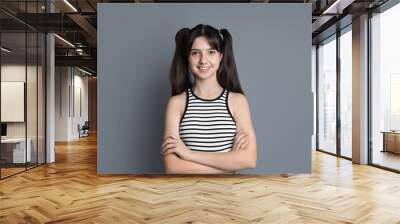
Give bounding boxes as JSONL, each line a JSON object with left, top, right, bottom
{"left": 1, "top": 138, "right": 32, "bottom": 163}
{"left": 381, "top": 131, "right": 400, "bottom": 154}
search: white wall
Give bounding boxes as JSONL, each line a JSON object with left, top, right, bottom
{"left": 70, "top": 72, "right": 89, "bottom": 138}
{"left": 55, "top": 66, "right": 89, "bottom": 141}
{"left": 1, "top": 63, "right": 46, "bottom": 164}
{"left": 55, "top": 66, "right": 69, "bottom": 141}
{"left": 1, "top": 65, "right": 26, "bottom": 131}
{"left": 1, "top": 65, "right": 39, "bottom": 137}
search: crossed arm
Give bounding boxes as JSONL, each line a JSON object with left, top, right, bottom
{"left": 162, "top": 93, "right": 257, "bottom": 174}
{"left": 164, "top": 154, "right": 233, "bottom": 174}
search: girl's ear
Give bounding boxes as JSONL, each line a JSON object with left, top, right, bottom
{"left": 219, "top": 53, "right": 223, "bottom": 62}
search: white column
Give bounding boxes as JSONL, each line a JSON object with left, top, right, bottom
{"left": 46, "top": 1, "right": 55, "bottom": 163}
{"left": 352, "top": 14, "right": 369, "bottom": 164}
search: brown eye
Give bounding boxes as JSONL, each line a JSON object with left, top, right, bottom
{"left": 190, "top": 51, "right": 199, "bottom": 56}
{"left": 208, "top": 50, "right": 217, "bottom": 55}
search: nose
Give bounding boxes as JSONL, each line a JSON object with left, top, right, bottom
{"left": 199, "top": 52, "right": 207, "bottom": 64}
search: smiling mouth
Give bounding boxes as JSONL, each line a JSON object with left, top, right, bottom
{"left": 198, "top": 66, "right": 210, "bottom": 71}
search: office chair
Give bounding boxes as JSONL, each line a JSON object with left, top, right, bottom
{"left": 79, "top": 121, "right": 90, "bottom": 138}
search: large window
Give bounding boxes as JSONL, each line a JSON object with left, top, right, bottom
{"left": 318, "top": 35, "right": 337, "bottom": 154}
{"left": 339, "top": 27, "right": 352, "bottom": 158}
{"left": 316, "top": 25, "right": 353, "bottom": 159}
{"left": 371, "top": 2, "right": 400, "bottom": 171}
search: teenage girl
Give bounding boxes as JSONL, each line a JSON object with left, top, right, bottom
{"left": 161, "top": 24, "right": 257, "bottom": 174}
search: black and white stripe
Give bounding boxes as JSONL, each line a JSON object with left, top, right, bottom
{"left": 179, "top": 88, "right": 236, "bottom": 152}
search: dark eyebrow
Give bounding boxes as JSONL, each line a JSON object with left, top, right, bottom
{"left": 190, "top": 48, "right": 214, "bottom": 51}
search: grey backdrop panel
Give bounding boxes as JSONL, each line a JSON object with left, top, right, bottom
{"left": 98, "top": 3, "right": 312, "bottom": 174}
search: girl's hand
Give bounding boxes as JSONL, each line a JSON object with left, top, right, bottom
{"left": 161, "top": 135, "right": 192, "bottom": 160}
{"left": 232, "top": 130, "right": 249, "bottom": 151}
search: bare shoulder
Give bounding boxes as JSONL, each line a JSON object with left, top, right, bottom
{"left": 164, "top": 91, "right": 187, "bottom": 136}
{"left": 228, "top": 92, "right": 249, "bottom": 109}
{"left": 167, "top": 91, "right": 187, "bottom": 114}
{"left": 228, "top": 92, "right": 252, "bottom": 128}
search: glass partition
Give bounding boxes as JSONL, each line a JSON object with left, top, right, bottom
{"left": 0, "top": 1, "right": 46, "bottom": 179}
{"left": 1, "top": 31, "right": 28, "bottom": 177}
{"left": 27, "top": 31, "right": 38, "bottom": 169}
{"left": 38, "top": 32, "right": 45, "bottom": 165}
{"left": 317, "top": 35, "right": 337, "bottom": 155}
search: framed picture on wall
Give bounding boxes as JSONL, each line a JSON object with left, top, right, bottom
{"left": 1, "top": 81, "right": 25, "bottom": 122}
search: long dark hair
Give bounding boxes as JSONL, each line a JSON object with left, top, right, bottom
{"left": 169, "top": 24, "right": 244, "bottom": 96}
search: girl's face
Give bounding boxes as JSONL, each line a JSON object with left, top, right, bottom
{"left": 188, "top": 36, "right": 223, "bottom": 80}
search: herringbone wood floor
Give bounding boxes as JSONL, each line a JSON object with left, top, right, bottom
{"left": 1, "top": 134, "right": 400, "bottom": 223}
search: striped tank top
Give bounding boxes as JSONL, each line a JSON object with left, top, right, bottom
{"left": 179, "top": 88, "right": 237, "bottom": 152}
